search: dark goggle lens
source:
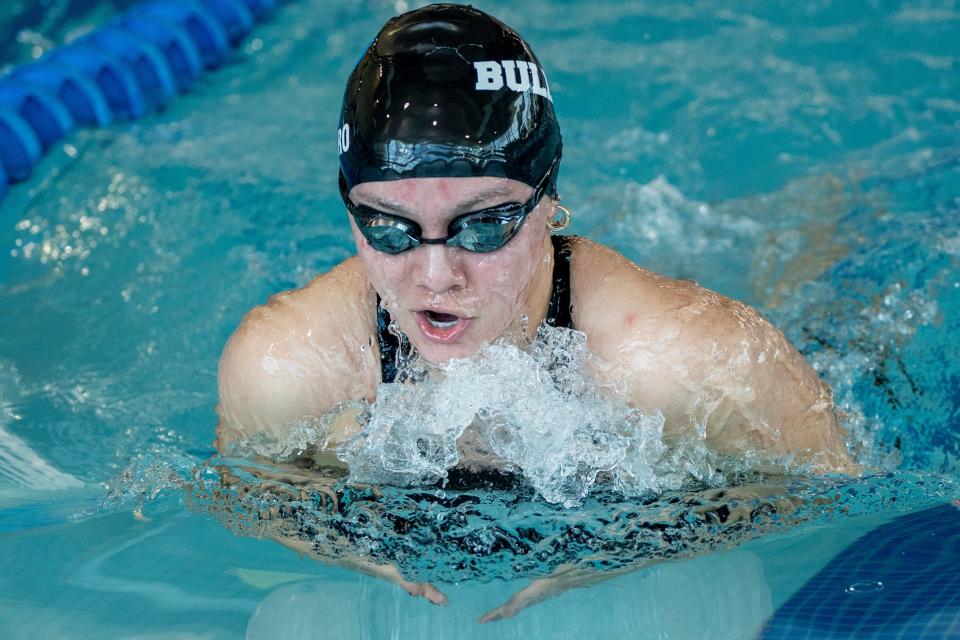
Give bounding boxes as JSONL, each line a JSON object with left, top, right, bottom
{"left": 356, "top": 214, "right": 524, "bottom": 254}
{"left": 341, "top": 154, "right": 559, "bottom": 255}
{"left": 356, "top": 219, "right": 419, "bottom": 255}
{"left": 341, "top": 167, "right": 553, "bottom": 255}
{"left": 448, "top": 213, "right": 526, "bottom": 252}
{"left": 364, "top": 227, "right": 418, "bottom": 255}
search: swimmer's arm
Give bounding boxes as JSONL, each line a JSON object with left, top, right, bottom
{"left": 216, "top": 459, "right": 446, "bottom": 604}
{"left": 215, "top": 321, "right": 330, "bottom": 450}
{"left": 603, "top": 298, "right": 856, "bottom": 473}
{"left": 695, "top": 305, "right": 856, "bottom": 472}
{"left": 479, "top": 488, "right": 743, "bottom": 623}
{"left": 479, "top": 563, "right": 644, "bottom": 623}
{"left": 274, "top": 533, "right": 447, "bottom": 605}
{"left": 214, "top": 295, "right": 375, "bottom": 453}
{"left": 480, "top": 479, "right": 819, "bottom": 623}
{"left": 571, "top": 241, "right": 852, "bottom": 471}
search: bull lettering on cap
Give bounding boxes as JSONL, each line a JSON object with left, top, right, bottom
{"left": 473, "top": 60, "right": 553, "bottom": 101}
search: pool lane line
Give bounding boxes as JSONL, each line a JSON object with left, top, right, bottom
{"left": 0, "top": 0, "right": 281, "bottom": 205}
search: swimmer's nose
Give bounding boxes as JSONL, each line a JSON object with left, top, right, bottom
{"left": 414, "top": 243, "right": 466, "bottom": 294}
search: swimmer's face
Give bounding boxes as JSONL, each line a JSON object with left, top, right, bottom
{"left": 348, "top": 176, "right": 554, "bottom": 363}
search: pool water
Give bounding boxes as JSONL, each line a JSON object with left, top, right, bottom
{"left": 1, "top": 0, "right": 959, "bottom": 638}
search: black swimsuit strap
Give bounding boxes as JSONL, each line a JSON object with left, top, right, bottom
{"left": 545, "top": 234, "right": 574, "bottom": 330}
{"left": 376, "top": 294, "right": 407, "bottom": 384}
{"left": 376, "top": 234, "right": 575, "bottom": 383}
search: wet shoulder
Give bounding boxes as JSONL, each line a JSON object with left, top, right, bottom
{"left": 235, "top": 258, "right": 375, "bottom": 351}
{"left": 568, "top": 238, "right": 759, "bottom": 358}
{"left": 216, "top": 258, "right": 379, "bottom": 445}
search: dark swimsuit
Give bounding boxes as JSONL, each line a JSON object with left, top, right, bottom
{"left": 376, "top": 235, "right": 574, "bottom": 383}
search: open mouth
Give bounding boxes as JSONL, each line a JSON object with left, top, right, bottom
{"left": 416, "top": 309, "right": 471, "bottom": 344}
{"left": 423, "top": 309, "right": 460, "bottom": 328}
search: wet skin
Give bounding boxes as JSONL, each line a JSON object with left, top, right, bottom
{"left": 214, "top": 175, "right": 858, "bottom": 621}
{"left": 348, "top": 176, "right": 556, "bottom": 363}
{"left": 217, "top": 174, "right": 855, "bottom": 469}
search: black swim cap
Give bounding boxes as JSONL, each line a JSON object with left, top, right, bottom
{"left": 338, "top": 3, "right": 562, "bottom": 194}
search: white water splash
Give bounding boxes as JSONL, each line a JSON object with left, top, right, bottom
{"left": 338, "top": 326, "right": 722, "bottom": 507}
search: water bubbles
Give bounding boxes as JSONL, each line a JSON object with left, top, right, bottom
{"left": 940, "top": 234, "right": 960, "bottom": 256}
{"left": 845, "top": 581, "right": 884, "bottom": 594}
{"left": 336, "top": 325, "right": 718, "bottom": 507}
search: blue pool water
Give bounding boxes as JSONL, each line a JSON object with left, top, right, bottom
{"left": 1, "top": 0, "right": 959, "bottom": 638}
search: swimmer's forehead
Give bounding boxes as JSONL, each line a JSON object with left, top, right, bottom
{"left": 350, "top": 176, "right": 532, "bottom": 215}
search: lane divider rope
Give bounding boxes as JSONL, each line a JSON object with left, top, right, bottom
{"left": 0, "top": 0, "right": 279, "bottom": 205}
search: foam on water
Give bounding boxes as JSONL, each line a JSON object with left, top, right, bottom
{"left": 348, "top": 327, "right": 690, "bottom": 508}
{"left": 220, "top": 324, "right": 732, "bottom": 509}
{"left": 588, "top": 176, "right": 762, "bottom": 292}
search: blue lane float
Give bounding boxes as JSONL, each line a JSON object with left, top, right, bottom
{"left": 200, "top": 0, "right": 256, "bottom": 46}
{"left": 238, "top": 0, "right": 276, "bottom": 21}
{"left": 0, "top": 108, "right": 44, "bottom": 182}
{"left": 132, "top": 1, "right": 231, "bottom": 70}
{"left": 46, "top": 44, "right": 149, "bottom": 120}
{"left": 115, "top": 15, "right": 205, "bottom": 93}
{"left": 9, "top": 63, "right": 113, "bottom": 127}
{"left": 0, "top": 81, "right": 76, "bottom": 152}
{"left": 81, "top": 27, "right": 179, "bottom": 110}
{"left": 0, "top": 0, "right": 280, "bottom": 204}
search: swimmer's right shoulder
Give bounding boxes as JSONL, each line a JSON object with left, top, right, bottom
{"left": 242, "top": 257, "right": 372, "bottom": 330}
{"left": 215, "top": 258, "right": 378, "bottom": 449}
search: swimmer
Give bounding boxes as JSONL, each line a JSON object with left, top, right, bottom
{"left": 214, "top": 3, "right": 856, "bottom": 620}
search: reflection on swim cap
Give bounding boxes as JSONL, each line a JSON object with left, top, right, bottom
{"left": 338, "top": 3, "right": 562, "bottom": 194}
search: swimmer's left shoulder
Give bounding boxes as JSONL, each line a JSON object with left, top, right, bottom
{"left": 569, "top": 240, "right": 729, "bottom": 335}
{"left": 567, "top": 237, "right": 699, "bottom": 302}
{"left": 568, "top": 240, "right": 796, "bottom": 380}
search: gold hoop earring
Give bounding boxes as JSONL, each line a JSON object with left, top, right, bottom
{"left": 548, "top": 204, "right": 571, "bottom": 231}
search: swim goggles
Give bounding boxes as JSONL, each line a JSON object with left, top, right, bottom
{"left": 339, "top": 164, "right": 556, "bottom": 255}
